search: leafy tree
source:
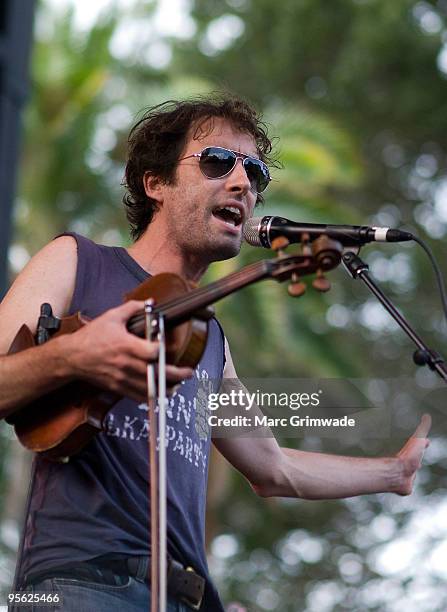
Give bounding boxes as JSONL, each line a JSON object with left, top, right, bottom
{"left": 3, "top": 1, "right": 447, "bottom": 610}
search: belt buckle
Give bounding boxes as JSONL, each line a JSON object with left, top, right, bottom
{"left": 179, "top": 566, "right": 203, "bottom": 611}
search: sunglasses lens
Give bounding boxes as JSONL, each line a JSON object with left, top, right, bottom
{"left": 199, "top": 147, "right": 236, "bottom": 179}
{"left": 198, "top": 147, "right": 270, "bottom": 193}
{"left": 244, "top": 158, "right": 270, "bottom": 193}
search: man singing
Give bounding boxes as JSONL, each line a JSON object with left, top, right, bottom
{"left": 0, "top": 95, "right": 430, "bottom": 611}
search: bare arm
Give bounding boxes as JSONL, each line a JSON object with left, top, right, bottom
{"left": 272, "top": 417, "right": 430, "bottom": 499}
{"left": 0, "top": 336, "right": 75, "bottom": 417}
{"left": 0, "top": 237, "right": 192, "bottom": 419}
{"left": 213, "top": 339, "right": 431, "bottom": 500}
{"left": 0, "top": 236, "right": 78, "bottom": 417}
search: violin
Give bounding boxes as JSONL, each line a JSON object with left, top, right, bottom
{"left": 6, "top": 235, "right": 342, "bottom": 461}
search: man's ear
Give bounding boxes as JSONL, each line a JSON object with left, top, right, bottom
{"left": 143, "top": 172, "right": 165, "bottom": 204}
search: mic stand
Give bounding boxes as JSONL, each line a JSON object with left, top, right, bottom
{"left": 145, "top": 300, "right": 168, "bottom": 612}
{"left": 342, "top": 251, "right": 447, "bottom": 384}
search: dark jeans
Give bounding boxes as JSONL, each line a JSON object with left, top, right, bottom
{"left": 14, "top": 557, "right": 191, "bottom": 612}
{"left": 20, "top": 576, "right": 189, "bottom": 611}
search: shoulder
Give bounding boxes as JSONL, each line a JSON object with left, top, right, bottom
{"left": 9, "top": 235, "right": 78, "bottom": 306}
{"left": 0, "top": 235, "right": 78, "bottom": 352}
{"left": 24, "top": 234, "right": 78, "bottom": 275}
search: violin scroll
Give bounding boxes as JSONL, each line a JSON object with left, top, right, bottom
{"left": 268, "top": 233, "right": 343, "bottom": 295}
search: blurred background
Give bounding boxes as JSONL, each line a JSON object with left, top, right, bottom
{"left": 1, "top": 0, "right": 447, "bottom": 610}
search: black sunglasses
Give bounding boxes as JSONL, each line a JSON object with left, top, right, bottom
{"left": 179, "top": 146, "right": 271, "bottom": 194}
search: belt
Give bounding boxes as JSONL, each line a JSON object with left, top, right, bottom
{"left": 126, "top": 556, "right": 205, "bottom": 610}
{"left": 24, "top": 555, "right": 205, "bottom": 611}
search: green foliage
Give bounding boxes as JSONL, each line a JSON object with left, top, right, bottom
{"left": 171, "top": 1, "right": 447, "bottom": 609}
{"left": 6, "top": 0, "right": 447, "bottom": 610}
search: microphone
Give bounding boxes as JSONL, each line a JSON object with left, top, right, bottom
{"left": 243, "top": 216, "right": 414, "bottom": 248}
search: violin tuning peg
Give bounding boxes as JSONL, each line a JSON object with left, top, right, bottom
{"left": 300, "top": 232, "right": 312, "bottom": 256}
{"left": 312, "top": 270, "right": 331, "bottom": 292}
{"left": 271, "top": 236, "right": 290, "bottom": 253}
{"left": 301, "top": 243, "right": 312, "bottom": 257}
{"left": 288, "top": 281, "right": 307, "bottom": 297}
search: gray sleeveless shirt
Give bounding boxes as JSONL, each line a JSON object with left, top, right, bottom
{"left": 19, "top": 233, "right": 226, "bottom": 610}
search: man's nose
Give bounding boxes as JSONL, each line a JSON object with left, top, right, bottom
{"left": 225, "top": 158, "right": 251, "bottom": 193}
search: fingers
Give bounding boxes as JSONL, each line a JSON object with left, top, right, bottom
{"left": 165, "top": 364, "right": 194, "bottom": 384}
{"left": 83, "top": 299, "right": 196, "bottom": 399}
{"left": 129, "top": 336, "right": 160, "bottom": 362}
{"left": 413, "top": 413, "right": 432, "bottom": 439}
{"left": 121, "top": 367, "right": 193, "bottom": 402}
{"left": 113, "top": 300, "right": 146, "bottom": 323}
{"left": 122, "top": 359, "right": 193, "bottom": 380}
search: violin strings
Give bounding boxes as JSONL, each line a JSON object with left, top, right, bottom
{"left": 127, "top": 259, "right": 266, "bottom": 332}
{"left": 127, "top": 259, "right": 268, "bottom": 334}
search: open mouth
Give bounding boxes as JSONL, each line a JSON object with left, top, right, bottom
{"left": 212, "top": 205, "right": 243, "bottom": 228}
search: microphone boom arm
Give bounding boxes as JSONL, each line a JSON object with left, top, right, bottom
{"left": 342, "top": 251, "right": 447, "bottom": 384}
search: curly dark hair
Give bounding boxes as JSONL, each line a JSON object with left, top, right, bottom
{"left": 123, "top": 94, "right": 277, "bottom": 240}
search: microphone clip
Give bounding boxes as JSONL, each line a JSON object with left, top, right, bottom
{"left": 341, "top": 251, "right": 368, "bottom": 279}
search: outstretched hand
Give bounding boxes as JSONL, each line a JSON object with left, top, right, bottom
{"left": 394, "top": 413, "right": 431, "bottom": 496}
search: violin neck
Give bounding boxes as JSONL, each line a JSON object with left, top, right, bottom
{"left": 127, "top": 259, "right": 272, "bottom": 337}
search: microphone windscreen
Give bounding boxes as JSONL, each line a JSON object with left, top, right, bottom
{"left": 243, "top": 217, "right": 263, "bottom": 246}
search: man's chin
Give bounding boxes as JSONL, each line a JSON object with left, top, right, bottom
{"left": 208, "top": 236, "right": 243, "bottom": 262}
{"left": 186, "top": 232, "right": 243, "bottom": 264}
